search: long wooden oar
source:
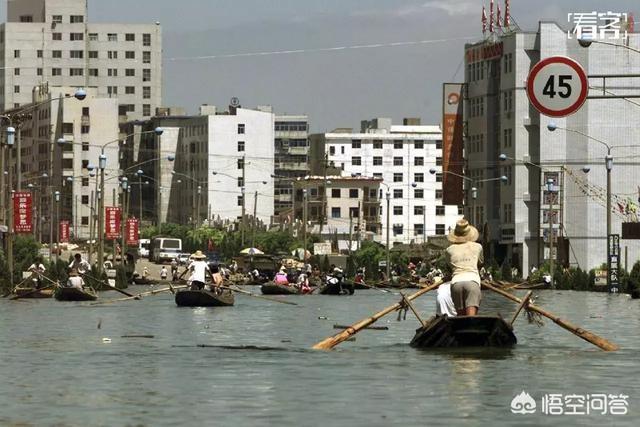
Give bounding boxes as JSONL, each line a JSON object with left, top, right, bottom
{"left": 82, "top": 272, "right": 135, "bottom": 297}
{"left": 482, "top": 281, "right": 619, "bottom": 351}
{"left": 9, "top": 283, "right": 57, "bottom": 301}
{"left": 91, "top": 285, "right": 189, "bottom": 305}
{"left": 312, "top": 279, "right": 442, "bottom": 350}
{"left": 223, "top": 285, "right": 298, "bottom": 306}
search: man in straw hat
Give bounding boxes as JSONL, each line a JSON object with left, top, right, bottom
{"left": 178, "top": 250, "right": 213, "bottom": 290}
{"left": 446, "top": 218, "right": 484, "bottom": 316}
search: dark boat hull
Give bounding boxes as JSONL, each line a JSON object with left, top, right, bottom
{"left": 410, "top": 315, "right": 517, "bottom": 348}
{"left": 54, "top": 287, "right": 98, "bottom": 302}
{"left": 175, "top": 289, "right": 235, "bottom": 307}
{"left": 14, "top": 287, "right": 54, "bottom": 299}
{"left": 319, "top": 281, "right": 354, "bottom": 295}
{"left": 261, "top": 282, "right": 300, "bottom": 295}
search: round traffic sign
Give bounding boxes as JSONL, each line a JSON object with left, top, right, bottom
{"left": 526, "top": 56, "right": 588, "bottom": 117}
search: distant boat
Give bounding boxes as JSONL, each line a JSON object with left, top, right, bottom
{"left": 318, "top": 280, "right": 354, "bottom": 296}
{"left": 410, "top": 316, "right": 517, "bottom": 348}
{"left": 175, "top": 289, "right": 235, "bottom": 307}
{"left": 13, "top": 286, "right": 54, "bottom": 299}
{"left": 261, "top": 282, "right": 304, "bottom": 295}
{"left": 54, "top": 286, "right": 98, "bottom": 302}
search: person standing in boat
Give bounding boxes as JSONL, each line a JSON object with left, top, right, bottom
{"left": 209, "top": 264, "right": 225, "bottom": 292}
{"left": 28, "top": 257, "right": 47, "bottom": 289}
{"left": 69, "top": 253, "right": 91, "bottom": 275}
{"left": 65, "top": 269, "right": 85, "bottom": 290}
{"left": 446, "top": 219, "right": 484, "bottom": 316}
{"left": 178, "top": 250, "right": 212, "bottom": 290}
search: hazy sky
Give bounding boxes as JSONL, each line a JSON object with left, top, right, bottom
{"left": 1, "top": 0, "right": 638, "bottom": 131}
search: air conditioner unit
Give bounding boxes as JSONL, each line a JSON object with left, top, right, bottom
{"left": 522, "top": 154, "right": 531, "bottom": 163}
{"left": 522, "top": 192, "right": 531, "bottom": 202}
{"left": 523, "top": 117, "right": 532, "bottom": 126}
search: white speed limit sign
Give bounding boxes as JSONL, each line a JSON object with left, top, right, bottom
{"left": 526, "top": 56, "right": 588, "bottom": 117}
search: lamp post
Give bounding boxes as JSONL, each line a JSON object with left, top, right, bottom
{"left": 136, "top": 169, "right": 144, "bottom": 223}
{"left": 545, "top": 178, "right": 556, "bottom": 289}
{"left": 54, "top": 190, "right": 60, "bottom": 263}
{"left": 302, "top": 188, "right": 308, "bottom": 252}
{"left": 5, "top": 126, "right": 15, "bottom": 285}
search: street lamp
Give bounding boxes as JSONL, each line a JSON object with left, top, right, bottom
{"left": 545, "top": 178, "right": 556, "bottom": 289}
{"left": 54, "top": 190, "right": 60, "bottom": 263}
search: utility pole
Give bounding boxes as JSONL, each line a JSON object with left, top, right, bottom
{"left": 423, "top": 206, "right": 427, "bottom": 244}
{"left": 348, "top": 208, "right": 353, "bottom": 257}
{"left": 195, "top": 185, "right": 202, "bottom": 230}
{"left": 241, "top": 154, "right": 246, "bottom": 246}
{"left": 88, "top": 190, "right": 94, "bottom": 262}
{"left": 303, "top": 188, "right": 308, "bottom": 251}
{"left": 546, "top": 179, "right": 555, "bottom": 289}
{"left": 319, "top": 153, "right": 328, "bottom": 235}
{"left": 54, "top": 191, "right": 60, "bottom": 263}
{"left": 97, "top": 154, "right": 106, "bottom": 272}
{"left": 356, "top": 201, "right": 361, "bottom": 251}
{"left": 251, "top": 190, "right": 258, "bottom": 249}
{"left": 139, "top": 174, "right": 143, "bottom": 224}
{"left": 385, "top": 190, "right": 390, "bottom": 280}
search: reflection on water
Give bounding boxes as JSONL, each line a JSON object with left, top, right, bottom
{"left": 0, "top": 288, "right": 639, "bottom": 426}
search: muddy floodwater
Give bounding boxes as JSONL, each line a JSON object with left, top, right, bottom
{"left": 1, "top": 288, "right": 638, "bottom": 426}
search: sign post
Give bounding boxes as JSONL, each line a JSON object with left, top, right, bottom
{"left": 13, "top": 191, "right": 33, "bottom": 234}
{"left": 59, "top": 220, "right": 70, "bottom": 244}
{"left": 526, "top": 56, "right": 588, "bottom": 117}
{"left": 125, "top": 218, "right": 139, "bottom": 247}
{"left": 608, "top": 234, "right": 620, "bottom": 293}
{"left": 105, "top": 207, "right": 121, "bottom": 240}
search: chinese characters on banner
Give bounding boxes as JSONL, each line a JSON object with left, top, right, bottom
{"left": 567, "top": 12, "right": 630, "bottom": 40}
{"left": 125, "top": 218, "right": 139, "bottom": 246}
{"left": 13, "top": 191, "right": 33, "bottom": 233}
{"left": 59, "top": 220, "right": 70, "bottom": 243}
{"left": 608, "top": 234, "right": 620, "bottom": 293}
{"left": 105, "top": 207, "right": 121, "bottom": 240}
{"left": 442, "top": 83, "right": 464, "bottom": 205}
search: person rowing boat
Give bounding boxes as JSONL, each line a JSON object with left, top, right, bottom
{"left": 446, "top": 219, "right": 484, "bottom": 316}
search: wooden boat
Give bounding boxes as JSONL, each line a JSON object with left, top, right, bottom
{"left": 410, "top": 315, "right": 517, "bottom": 348}
{"left": 318, "top": 280, "right": 355, "bottom": 295}
{"left": 13, "top": 286, "right": 55, "bottom": 299}
{"left": 175, "top": 289, "right": 235, "bottom": 307}
{"left": 261, "top": 282, "right": 301, "bottom": 295}
{"left": 54, "top": 286, "right": 98, "bottom": 302}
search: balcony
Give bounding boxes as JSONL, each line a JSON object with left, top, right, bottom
{"left": 276, "top": 162, "right": 308, "bottom": 171}
{"left": 288, "top": 146, "right": 309, "bottom": 155}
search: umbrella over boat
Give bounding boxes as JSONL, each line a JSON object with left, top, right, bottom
{"left": 240, "top": 247, "right": 264, "bottom": 255}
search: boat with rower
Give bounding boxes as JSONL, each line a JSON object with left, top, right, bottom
{"left": 261, "top": 282, "right": 309, "bottom": 295}
{"left": 409, "top": 315, "right": 517, "bottom": 348}
{"left": 175, "top": 289, "right": 235, "bottom": 307}
{"left": 13, "top": 286, "right": 54, "bottom": 299}
{"left": 54, "top": 286, "right": 98, "bottom": 302}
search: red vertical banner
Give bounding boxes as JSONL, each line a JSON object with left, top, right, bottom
{"left": 442, "top": 83, "right": 464, "bottom": 206}
{"left": 59, "top": 220, "right": 70, "bottom": 243}
{"left": 125, "top": 218, "right": 139, "bottom": 246}
{"left": 105, "top": 207, "right": 121, "bottom": 240}
{"left": 13, "top": 191, "right": 33, "bottom": 233}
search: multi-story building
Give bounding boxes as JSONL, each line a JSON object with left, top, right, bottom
{"left": 274, "top": 114, "right": 309, "bottom": 221}
{"left": 464, "top": 22, "right": 640, "bottom": 273}
{"left": 293, "top": 175, "right": 382, "bottom": 247}
{"left": 310, "top": 118, "right": 462, "bottom": 245}
{"left": 2, "top": 84, "right": 119, "bottom": 240}
{"left": 0, "top": 0, "right": 162, "bottom": 120}
{"left": 123, "top": 104, "right": 275, "bottom": 229}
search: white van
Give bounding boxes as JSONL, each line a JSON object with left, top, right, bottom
{"left": 139, "top": 239, "right": 151, "bottom": 258}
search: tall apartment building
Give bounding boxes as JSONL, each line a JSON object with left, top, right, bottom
{"left": 123, "top": 105, "right": 275, "bottom": 228}
{"left": 0, "top": 0, "right": 162, "bottom": 120}
{"left": 310, "top": 118, "right": 462, "bottom": 245}
{"left": 3, "top": 84, "right": 119, "bottom": 240}
{"left": 274, "top": 114, "right": 309, "bottom": 220}
{"left": 464, "top": 22, "right": 640, "bottom": 273}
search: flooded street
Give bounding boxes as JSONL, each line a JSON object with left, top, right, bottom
{"left": 1, "top": 288, "right": 638, "bottom": 426}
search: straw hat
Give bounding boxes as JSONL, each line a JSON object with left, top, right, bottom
{"left": 447, "top": 219, "right": 479, "bottom": 244}
{"left": 69, "top": 268, "right": 79, "bottom": 277}
{"left": 191, "top": 250, "right": 206, "bottom": 260}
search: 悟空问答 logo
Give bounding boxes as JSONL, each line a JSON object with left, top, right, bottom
{"left": 511, "top": 391, "right": 537, "bottom": 414}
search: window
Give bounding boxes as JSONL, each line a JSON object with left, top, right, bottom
{"left": 352, "top": 157, "right": 361, "bottom": 166}
{"left": 14, "top": 86, "right": 20, "bottom": 93}
{"left": 436, "top": 140, "right": 442, "bottom": 149}
{"left": 125, "top": 68, "right": 135, "bottom": 76}
{"left": 82, "top": 178, "right": 89, "bottom": 186}
{"left": 52, "top": 33, "right": 62, "bottom": 40}
{"left": 70, "top": 15, "right": 84, "bottom": 23}
{"left": 373, "top": 173, "right": 382, "bottom": 179}
{"left": 125, "top": 86, "right": 135, "bottom": 94}
{"left": 70, "top": 50, "right": 83, "bottom": 58}
{"left": 349, "top": 189, "right": 358, "bottom": 198}
{"left": 118, "top": 104, "right": 134, "bottom": 115}
{"left": 20, "top": 15, "right": 33, "bottom": 22}
{"left": 436, "top": 173, "right": 443, "bottom": 183}
{"left": 89, "top": 51, "right": 98, "bottom": 59}
{"left": 37, "top": 68, "right": 43, "bottom": 76}
{"left": 331, "top": 189, "right": 340, "bottom": 198}
{"left": 237, "top": 124, "right": 245, "bottom": 134}
{"left": 435, "top": 224, "right": 446, "bottom": 235}
{"left": 81, "top": 125, "right": 90, "bottom": 134}
{"left": 143, "top": 104, "right": 151, "bottom": 117}
{"left": 341, "top": 146, "right": 345, "bottom": 154}
{"left": 237, "top": 141, "right": 245, "bottom": 152}
{"left": 81, "top": 160, "right": 90, "bottom": 170}
{"left": 435, "top": 189, "right": 443, "bottom": 199}
{"left": 414, "top": 157, "right": 424, "bottom": 166}
{"left": 349, "top": 207, "right": 360, "bottom": 219}
{"left": 393, "top": 157, "right": 403, "bottom": 166}
{"left": 107, "top": 86, "right": 118, "bottom": 95}
{"left": 70, "top": 68, "right": 83, "bottom": 76}
{"left": 108, "top": 33, "right": 118, "bottom": 42}
{"left": 503, "top": 128, "right": 513, "bottom": 148}
{"left": 81, "top": 195, "right": 89, "bottom": 204}
{"left": 436, "top": 157, "right": 443, "bottom": 166}
{"left": 82, "top": 142, "right": 89, "bottom": 152}
{"left": 329, "top": 146, "right": 335, "bottom": 155}
{"left": 14, "top": 68, "right": 19, "bottom": 76}
{"left": 331, "top": 207, "right": 341, "bottom": 218}
{"left": 414, "top": 173, "right": 424, "bottom": 183}
{"left": 393, "top": 173, "right": 403, "bottom": 183}
{"left": 52, "top": 50, "right": 62, "bottom": 58}
{"left": 393, "top": 140, "right": 403, "bottom": 149}
{"left": 143, "top": 33, "right": 151, "bottom": 46}
{"left": 436, "top": 206, "right": 445, "bottom": 216}
{"left": 143, "top": 51, "right": 151, "bottom": 63}
{"left": 126, "top": 33, "right": 135, "bottom": 42}
{"left": 108, "top": 51, "right": 118, "bottom": 59}
{"left": 52, "top": 15, "right": 63, "bottom": 24}
{"left": 393, "top": 206, "right": 403, "bottom": 215}
{"left": 89, "top": 33, "right": 98, "bottom": 41}
{"left": 373, "top": 156, "right": 382, "bottom": 166}
{"left": 237, "top": 177, "right": 244, "bottom": 187}
{"left": 83, "top": 107, "right": 90, "bottom": 118}
{"left": 414, "top": 141, "right": 424, "bottom": 149}
{"left": 62, "top": 123, "right": 74, "bottom": 133}
{"left": 89, "top": 68, "right": 98, "bottom": 77}
{"left": 37, "top": 50, "right": 43, "bottom": 58}
{"left": 125, "top": 51, "right": 135, "bottom": 59}
{"left": 70, "top": 33, "right": 83, "bottom": 41}
{"left": 373, "top": 140, "right": 383, "bottom": 149}
{"left": 393, "top": 225, "right": 403, "bottom": 236}
{"left": 352, "top": 140, "right": 361, "bottom": 149}
{"left": 237, "top": 158, "right": 244, "bottom": 169}
{"left": 108, "top": 69, "right": 118, "bottom": 77}
{"left": 81, "top": 217, "right": 89, "bottom": 226}
{"left": 14, "top": 50, "right": 20, "bottom": 58}
{"left": 393, "top": 189, "right": 403, "bottom": 199}
{"left": 237, "top": 196, "right": 243, "bottom": 206}
{"left": 414, "top": 206, "right": 424, "bottom": 215}
{"left": 52, "top": 68, "right": 62, "bottom": 76}
{"left": 414, "top": 224, "right": 424, "bottom": 236}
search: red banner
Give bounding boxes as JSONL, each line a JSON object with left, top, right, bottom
{"left": 13, "top": 191, "right": 33, "bottom": 233}
{"left": 442, "top": 83, "right": 464, "bottom": 206}
{"left": 105, "top": 207, "right": 121, "bottom": 240}
{"left": 125, "top": 218, "right": 139, "bottom": 246}
{"left": 59, "top": 220, "right": 70, "bottom": 243}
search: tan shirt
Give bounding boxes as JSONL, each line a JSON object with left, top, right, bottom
{"left": 446, "top": 242, "right": 484, "bottom": 285}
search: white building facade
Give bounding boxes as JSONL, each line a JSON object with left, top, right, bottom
{"left": 0, "top": 0, "right": 162, "bottom": 120}
{"left": 465, "top": 22, "right": 640, "bottom": 273}
{"left": 311, "top": 118, "right": 462, "bottom": 245}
